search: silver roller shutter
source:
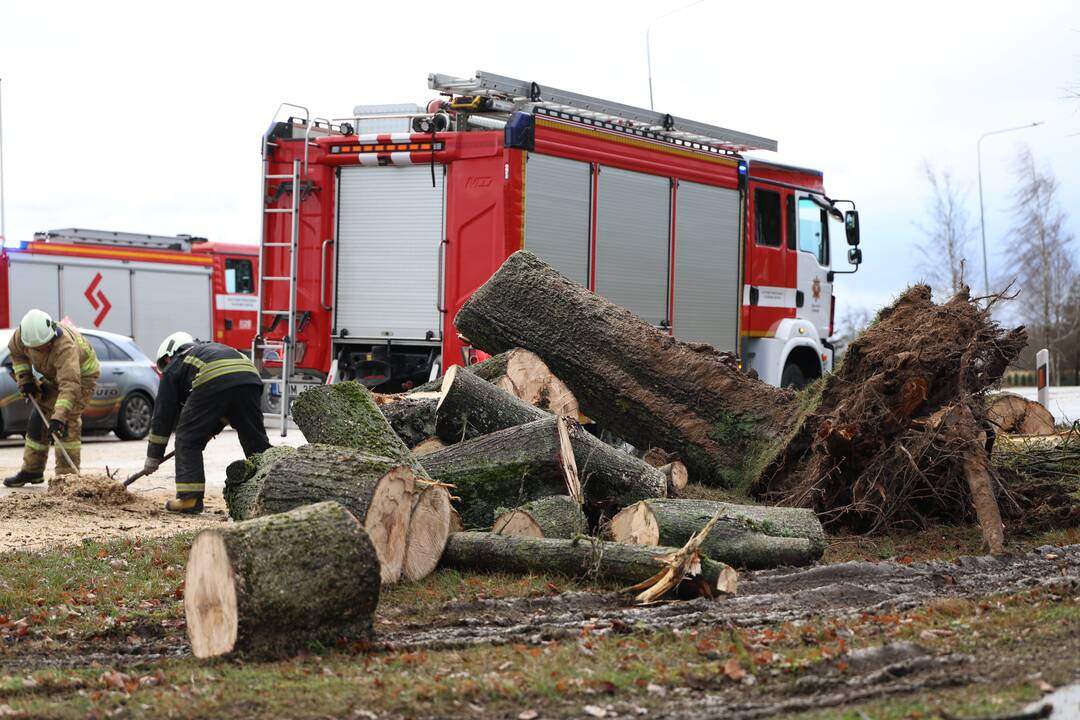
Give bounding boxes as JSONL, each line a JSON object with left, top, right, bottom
{"left": 595, "top": 166, "right": 670, "bottom": 326}
{"left": 523, "top": 153, "right": 591, "bottom": 286}
{"left": 673, "top": 181, "right": 741, "bottom": 351}
{"left": 335, "top": 165, "right": 444, "bottom": 341}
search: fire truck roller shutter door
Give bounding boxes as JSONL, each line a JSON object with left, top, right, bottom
{"left": 523, "top": 153, "right": 591, "bottom": 287}
{"left": 8, "top": 257, "right": 61, "bottom": 323}
{"left": 673, "top": 181, "right": 741, "bottom": 351}
{"left": 595, "top": 167, "right": 670, "bottom": 328}
{"left": 131, "top": 268, "right": 212, "bottom": 360}
{"left": 335, "top": 165, "right": 444, "bottom": 341}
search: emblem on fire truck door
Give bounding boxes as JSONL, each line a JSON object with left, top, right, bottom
{"left": 811, "top": 277, "right": 822, "bottom": 302}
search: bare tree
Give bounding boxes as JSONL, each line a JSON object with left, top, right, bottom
{"left": 916, "top": 162, "right": 975, "bottom": 296}
{"left": 830, "top": 305, "right": 873, "bottom": 363}
{"left": 1002, "top": 145, "right": 1079, "bottom": 376}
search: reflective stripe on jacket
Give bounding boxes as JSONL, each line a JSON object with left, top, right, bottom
{"left": 8, "top": 325, "right": 100, "bottom": 424}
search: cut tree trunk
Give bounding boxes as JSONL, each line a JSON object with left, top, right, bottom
{"left": 380, "top": 396, "right": 438, "bottom": 449}
{"left": 564, "top": 422, "right": 667, "bottom": 519}
{"left": 291, "top": 382, "right": 428, "bottom": 476}
{"left": 185, "top": 501, "right": 380, "bottom": 659}
{"left": 987, "top": 393, "right": 1056, "bottom": 436}
{"left": 224, "top": 444, "right": 416, "bottom": 584}
{"left": 402, "top": 484, "right": 453, "bottom": 582}
{"left": 435, "top": 364, "right": 546, "bottom": 443}
{"left": 609, "top": 499, "right": 825, "bottom": 569}
{"left": 222, "top": 446, "right": 297, "bottom": 522}
{"left": 493, "top": 495, "right": 587, "bottom": 539}
{"left": 419, "top": 415, "right": 582, "bottom": 528}
{"left": 657, "top": 462, "right": 689, "bottom": 496}
{"left": 441, "top": 531, "right": 734, "bottom": 596}
{"left": 413, "top": 437, "right": 447, "bottom": 456}
{"left": 411, "top": 351, "right": 513, "bottom": 393}
{"left": 454, "top": 251, "right": 795, "bottom": 488}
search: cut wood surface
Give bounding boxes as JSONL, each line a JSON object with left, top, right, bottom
{"left": 420, "top": 415, "right": 582, "bottom": 528}
{"left": 413, "top": 437, "right": 447, "bottom": 456}
{"left": 291, "top": 382, "right": 429, "bottom": 477}
{"left": 453, "top": 251, "right": 795, "bottom": 488}
{"left": 402, "top": 484, "right": 453, "bottom": 582}
{"left": 441, "top": 531, "right": 734, "bottom": 597}
{"left": 987, "top": 393, "right": 1056, "bottom": 436}
{"left": 380, "top": 395, "right": 438, "bottom": 449}
{"left": 224, "top": 444, "right": 416, "bottom": 584}
{"left": 609, "top": 498, "right": 825, "bottom": 569}
{"left": 185, "top": 501, "right": 380, "bottom": 659}
{"left": 564, "top": 422, "right": 667, "bottom": 518}
{"left": 657, "top": 462, "right": 689, "bottom": 496}
{"left": 493, "top": 495, "right": 587, "bottom": 539}
{"left": 411, "top": 351, "right": 512, "bottom": 393}
{"left": 435, "top": 364, "right": 546, "bottom": 443}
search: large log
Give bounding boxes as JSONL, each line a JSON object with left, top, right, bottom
{"left": 420, "top": 415, "right": 581, "bottom": 528}
{"left": 609, "top": 498, "right": 825, "bottom": 569}
{"left": 564, "top": 422, "right": 668, "bottom": 518}
{"left": 454, "top": 251, "right": 794, "bottom": 488}
{"left": 441, "top": 531, "right": 734, "bottom": 595}
{"left": 402, "top": 484, "right": 453, "bottom": 582}
{"left": 435, "top": 364, "right": 546, "bottom": 443}
{"left": 185, "top": 502, "right": 380, "bottom": 659}
{"left": 222, "top": 446, "right": 297, "bottom": 522}
{"left": 987, "top": 393, "right": 1056, "bottom": 436}
{"left": 380, "top": 395, "right": 438, "bottom": 448}
{"left": 657, "top": 462, "right": 689, "bottom": 496}
{"left": 225, "top": 443, "right": 416, "bottom": 584}
{"left": 493, "top": 495, "right": 587, "bottom": 539}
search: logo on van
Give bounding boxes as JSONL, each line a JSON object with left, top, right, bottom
{"left": 84, "top": 272, "right": 112, "bottom": 327}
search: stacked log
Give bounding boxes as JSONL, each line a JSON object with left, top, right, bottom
{"left": 987, "top": 393, "right": 1056, "bottom": 436}
{"left": 609, "top": 499, "right": 825, "bottom": 569}
{"left": 563, "top": 422, "right": 667, "bottom": 519}
{"left": 435, "top": 364, "right": 546, "bottom": 443}
{"left": 493, "top": 495, "right": 587, "bottom": 539}
{"left": 185, "top": 502, "right": 380, "bottom": 658}
{"left": 379, "top": 395, "right": 438, "bottom": 448}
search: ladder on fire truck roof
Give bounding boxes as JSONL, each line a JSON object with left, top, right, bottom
{"left": 427, "top": 70, "right": 778, "bottom": 153}
{"left": 34, "top": 228, "right": 207, "bottom": 252}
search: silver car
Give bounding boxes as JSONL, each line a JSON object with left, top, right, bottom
{"left": 0, "top": 328, "right": 160, "bottom": 441}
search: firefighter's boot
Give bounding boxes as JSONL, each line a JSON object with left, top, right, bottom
{"left": 4, "top": 471, "right": 45, "bottom": 488}
{"left": 164, "top": 497, "right": 204, "bottom": 515}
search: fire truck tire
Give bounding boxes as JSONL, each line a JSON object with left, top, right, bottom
{"left": 780, "top": 363, "right": 807, "bottom": 390}
{"left": 116, "top": 392, "right": 154, "bottom": 441}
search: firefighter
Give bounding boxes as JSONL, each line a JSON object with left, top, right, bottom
{"left": 4, "top": 309, "right": 100, "bottom": 487}
{"left": 142, "top": 332, "right": 271, "bottom": 514}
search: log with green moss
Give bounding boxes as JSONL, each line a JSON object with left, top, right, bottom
{"left": 185, "top": 501, "right": 380, "bottom": 659}
{"left": 225, "top": 443, "right": 417, "bottom": 584}
{"left": 434, "top": 364, "right": 547, "bottom": 443}
{"left": 563, "top": 422, "right": 668, "bottom": 519}
{"left": 493, "top": 495, "right": 587, "bottom": 539}
{"left": 453, "top": 251, "right": 796, "bottom": 488}
{"left": 609, "top": 498, "right": 824, "bottom": 569}
{"left": 380, "top": 395, "right": 438, "bottom": 448}
{"left": 420, "top": 415, "right": 581, "bottom": 528}
{"left": 441, "top": 531, "right": 733, "bottom": 595}
{"left": 410, "top": 351, "right": 512, "bottom": 393}
{"left": 222, "top": 445, "right": 298, "bottom": 521}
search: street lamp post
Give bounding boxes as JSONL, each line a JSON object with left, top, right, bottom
{"left": 976, "top": 121, "right": 1042, "bottom": 296}
{"left": 646, "top": 0, "right": 705, "bottom": 110}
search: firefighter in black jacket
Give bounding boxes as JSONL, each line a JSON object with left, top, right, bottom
{"left": 142, "top": 332, "right": 271, "bottom": 514}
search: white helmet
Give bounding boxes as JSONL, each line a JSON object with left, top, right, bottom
{"left": 156, "top": 331, "right": 195, "bottom": 370}
{"left": 20, "top": 309, "right": 61, "bottom": 348}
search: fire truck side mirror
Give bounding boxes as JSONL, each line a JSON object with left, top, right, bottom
{"left": 847, "top": 247, "right": 863, "bottom": 266}
{"left": 844, "top": 210, "right": 860, "bottom": 246}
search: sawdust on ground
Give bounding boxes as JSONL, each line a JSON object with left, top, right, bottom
{"left": 1, "top": 480, "right": 228, "bottom": 552}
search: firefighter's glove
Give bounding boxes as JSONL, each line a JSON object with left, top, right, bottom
{"left": 48, "top": 418, "right": 67, "bottom": 438}
{"left": 143, "top": 456, "right": 161, "bottom": 476}
{"left": 19, "top": 379, "right": 40, "bottom": 398}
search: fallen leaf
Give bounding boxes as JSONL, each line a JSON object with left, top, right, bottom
{"left": 723, "top": 658, "right": 747, "bottom": 681}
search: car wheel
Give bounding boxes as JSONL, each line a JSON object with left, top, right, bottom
{"left": 116, "top": 392, "right": 153, "bottom": 440}
{"left": 780, "top": 363, "right": 807, "bottom": 390}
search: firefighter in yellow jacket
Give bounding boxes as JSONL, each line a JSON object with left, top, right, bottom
{"left": 4, "top": 309, "right": 100, "bottom": 486}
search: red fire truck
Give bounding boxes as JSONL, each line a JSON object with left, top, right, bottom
{"left": 255, "top": 71, "right": 861, "bottom": 424}
{"left": 0, "top": 229, "right": 259, "bottom": 359}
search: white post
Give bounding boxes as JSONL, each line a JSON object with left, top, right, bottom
{"left": 1036, "top": 348, "right": 1050, "bottom": 411}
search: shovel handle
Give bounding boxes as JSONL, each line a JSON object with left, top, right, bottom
{"left": 124, "top": 450, "right": 176, "bottom": 487}
{"left": 27, "top": 394, "right": 77, "bottom": 471}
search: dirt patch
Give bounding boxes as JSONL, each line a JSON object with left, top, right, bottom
{"left": 0, "top": 485, "right": 228, "bottom": 552}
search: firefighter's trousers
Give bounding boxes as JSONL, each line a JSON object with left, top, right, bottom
{"left": 174, "top": 384, "right": 270, "bottom": 499}
{"left": 23, "top": 378, "right": 97, "bottom": 476}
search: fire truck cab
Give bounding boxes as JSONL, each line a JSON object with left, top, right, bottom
{"left": 255, "top": 71, "right": 861, "bottom": 427}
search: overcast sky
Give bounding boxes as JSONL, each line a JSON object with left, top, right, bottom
{"left": 1, "top": 0, "right": 1077, "bottom": 321}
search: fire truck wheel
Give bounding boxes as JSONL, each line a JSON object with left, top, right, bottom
{"left": 116, "top": 392, "right": 154, "bottom": 441}
{"left": 780, "top": 363, "right": 807, "bottom": 390}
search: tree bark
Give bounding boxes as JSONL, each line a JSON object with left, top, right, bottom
{"left": 380, "top": 396, "right": 438, "bottom": 448}
{"left": 435, "top": 364, "right": 547, "bottom": 443}
{"left": 419, "top": 415, "right": 581, "bottom": 528}
{"left": 453, "top": 251, "right": 795, "bottom": 488}
{"left": 291, "top": 382, "right": 429, "bottom": 477}
{"left": 493, "top": 495, "right": 587, "bottom": 539}
{"left": 402, "top": 484, "right": 453, "bottom": 582}
{"left": 222, "top": 446, "right": 297, "bottom": 522}
{"left": 225, "top": 444, "right": 416, "bottom": 584}
{"left": 185, "top": 501, "right": 380, "bottom": 659}
{"left": 657, "top": 462, "right": 689, "bottom": 496}
{"left": 441, "top": 531, "right": 734, "bottom": 595}
{"left": 563, "top": 422, "right": 667, "bottom": 519}
{"left": 609, "top": 498, "right": 825, "bottom": 569}
{"left": 411, "top": 351, "right": 512, "bottom": 393}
